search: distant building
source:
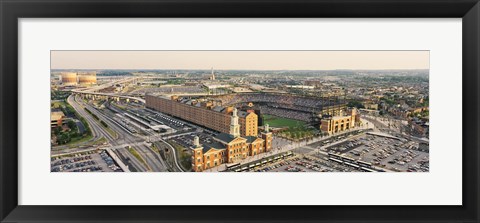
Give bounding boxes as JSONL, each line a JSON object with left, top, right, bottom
{"left": 60, "top": 72, "right": 77, "bottom": 86}
{"left": 285, "top": 85, "right": 315, "bottom": 89}
{"left": 77, "top": 71, "right": 97, "bottom": 85}
{"left": 209, "top": 67, "right": 215, "bottom": 80}
{"left": 359, "top": 108, "right": 380, "bottom": 116}
{"left": 51, "top": 111, "right": 65, "bottom": 128}
{"left": 406, "top": 107, "right": 428, "bottom": 116}
{"left": 248, "top": 84, "right": 268, "bottom": 91}
{"left": 61, "top": 71, "right": 97, "bottom": 86}
{"left": 304, "top": 80, "right": 322, "bottom": 88}
{"left": 203, "top": 83, "right": 230, "bottom": 90}
{"left": 363, "top": 102, "right": 378, "bottom": 110}
{"left": 232, "top": 87, "right": 253, "bottom": 93}
{"left": 184, "top": 82, "right": 199, "bottom": 86}
{"left": 408, "top": 118, "right": 429, "bottom": 138}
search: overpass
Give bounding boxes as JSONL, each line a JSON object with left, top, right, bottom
{"left": 72, "top": 91, "right": 145, "bottom": 103}
{"left": 70, "top": 77, "right": 145, "bottom": 103}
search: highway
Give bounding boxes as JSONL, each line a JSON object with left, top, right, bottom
{"left": 54, "top": 81, "right": 182, "bottom": 172}
{"left": 107, "top": 102, "right": 183, "bottom": 172}
{"left": 51, "top": 95, "right": 108, "bottom": 153}
{"left": 55, "top": 94, "right": 157, "bottom": 172}
{"left": 115, "top": 147, "right": 149, "bottom": 172}
{"left": 82, "top": 99, "right": 168, "bottom": 172}
{"left": 158, "top": 139, "right": 185, "bottom": 172}
{"left": 71, "top": 77, "right": 145, "bottom": 103}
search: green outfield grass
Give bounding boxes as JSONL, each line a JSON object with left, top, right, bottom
{"left": 262, "top": 114, "right": 316, "bottom": 141}
{"left": 262, "top": 114, "right": 306, "bottom": 128}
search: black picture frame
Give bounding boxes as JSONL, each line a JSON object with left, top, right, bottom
{"left": 1, "top": 0, "right": 479, "bottom": 222}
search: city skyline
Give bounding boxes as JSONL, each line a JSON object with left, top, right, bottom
{"left": 51, "top": 51, "right": 429, "bottom": 70}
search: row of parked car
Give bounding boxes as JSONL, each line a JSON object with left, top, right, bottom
{"left": 51, "top": 154, "right": 96, "bottom": 172}
{"left": 100, "top": 151, "right": 122, "bottom": 172}
{"left": 254, "top": 157, "right": 301, "bottom": 172}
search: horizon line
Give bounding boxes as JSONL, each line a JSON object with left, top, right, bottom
{"left": 50, "top": 68, "right": 430, "bottom": 71}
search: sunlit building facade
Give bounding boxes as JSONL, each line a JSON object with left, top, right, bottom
{"left": 145, "top": 95, "right": 258, "bottom": 137}
{"left": 191, "top": 109, "right": 273, "bottom": 172}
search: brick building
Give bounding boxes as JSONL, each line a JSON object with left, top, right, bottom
{"left": 320, "top": 108, "right": 360, "bottom": 134}
{"left": 146, "top": 94, "right": 258, "bottom": 136}
{"left": 191, "top": 109, "right": 273, "bottom": 172}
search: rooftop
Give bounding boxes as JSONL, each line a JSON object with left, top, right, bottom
{"left": 51, "top": 111, "right": 65, "bottom": 120}
{"left": 214, "top": 132, "right": 236, "bottom": 143}
{"left": 203, "top": 141, "right": 226, "bottom": 153}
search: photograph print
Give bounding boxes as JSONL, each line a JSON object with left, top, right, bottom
{"left": 50, "top": 51, "right": 429, "bottom": 173}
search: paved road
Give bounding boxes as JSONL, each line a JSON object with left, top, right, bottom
{"left": 155, "top": 139, "right": 185, "bottom": 172}
{"left": 63, "top": 95, "right": 147, "bottom": 171}
{"left": 115, "top": 148, "right": 149, "bottom": 172}
{"left": 52, "top": 80, "right": 169, "bottom": 172}
{"left": 51, "top": 95, "right": 107, "bottom": 152}
{"left": 86, "top": 101, "right": 168, "bottom": 172}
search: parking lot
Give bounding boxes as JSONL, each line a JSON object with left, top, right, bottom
{"left": 169, "top": 132, "right": 215, "bottom": 149}
{"left": 266, "top": 154, "right": 363, "bottom": 172}
{"left": 142, "top": 108, "right": 190, "bottom": 130}
{"left": 323, "top": 133, "right": 429, "bottom": 172}
{"left": 306, "top": 129, "right": 367, "bottom": 150}
{"left": 150, "top": 113, "right": 185, "bottom": 130}
{"left": 228, "top": 151, "right": 363, "bottom": 172}
{"left": 51, "top": 150, "right": 122, "bottom": 172}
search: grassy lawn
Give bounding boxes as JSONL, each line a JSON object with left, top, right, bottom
{"left": 151, "top": 144, "right": 160, "bottom": 153}
{"left": 112, "top": 103, "right": 127, "bottom": 110}
{"left": 52, "top": 100, "right": 95, "bottom": 148}
{"left": 51, "top": 101, "right": 66, "bottom": 108}
{"left": 51, "top": 90, "right": 71, "bottom": 101}
{"left": 64, "top": 134, "right": 94, "bottom": 148}
{"left": 262, "top": 114, "right": 306, "bottom": 128}
{"left": 84, "top": 107, "right": 117, "bottom": 138}
{"left": 58, "top": 136, "right": 106, "bottom": 150}
{"left": 105, "top": 127, "right": 118, "bottom": 138}
{"left": 92, "top": 137, "right": 106, "bottom": 145}
{"left": 127, "top": 147, "right": 150, "bottom": 170}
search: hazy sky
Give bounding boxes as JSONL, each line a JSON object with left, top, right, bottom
{"left": 51, "top": 51, "right": 429, "bottom": 70}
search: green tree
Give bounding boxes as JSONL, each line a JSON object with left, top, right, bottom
{"left": 347, "top": 100, "right": 365, "bottom": 109}
{"left": 67, "top": 120, "right": 76, "bottom": 130}
{"left": 54, "top": 126, "right": 62, "bottom": 135}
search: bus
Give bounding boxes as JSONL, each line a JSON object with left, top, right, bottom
{"left": 360, "top": 167, "right": 375, "bottom": 172}
{"left": 345, "top": 162, "right": 360, "bottom": 169}
{"left": 226, "top": 163, "right": 240, "bottom": 171}
{"left": 329, "top": 157, "right": 343, "bottom": 164}
{"left": 357, "top": 160, "right": 372, "bottom": 168}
